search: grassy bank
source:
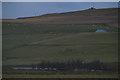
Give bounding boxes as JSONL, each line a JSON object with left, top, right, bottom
{"left": 3, "top": 22, "right": 118, "bottom": 65}
{"left": 3, "top": 74, "right": 119, "bottom": 78}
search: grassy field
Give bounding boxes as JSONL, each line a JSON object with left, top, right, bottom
{"left": 3, "top": 74, "right": 119, "bottom": 78}
{"left": 2, "top": 22, "right": 118, "bottom": 65}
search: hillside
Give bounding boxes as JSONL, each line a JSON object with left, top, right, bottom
{"left": 2, "top": 8, "right": 119, "bottom": 78}
{"left": 3, "top": 8, "right": 119, "bottom": 27}
{"left": 2, "top": 8, "right": 119, "bottom": 65}
{"left": 3, "top": 22, "right": 118, "bottom": 65}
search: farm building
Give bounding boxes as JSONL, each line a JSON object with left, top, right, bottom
{"left": 95, "top": 29, "right": 107, "bottom": 32}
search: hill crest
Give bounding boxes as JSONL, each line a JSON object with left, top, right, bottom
{"left": 16, "top": 8, "right": 118, "bottom": 19}
{"left": 3, "top": 8, "right": 119, "bottom": 28}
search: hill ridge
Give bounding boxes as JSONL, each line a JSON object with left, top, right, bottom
{"left": 16, "top": 8, "right": 118, "bottom": 19}
{"left": 3, "top": 8, "right": 119, "bottom": 28}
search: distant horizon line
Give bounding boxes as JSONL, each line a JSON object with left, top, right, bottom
{"left": 2, "top": 0, "right": 120, "bottom": 2}
{"left": 1, "top": 7, "right": 119, "bottom": 19}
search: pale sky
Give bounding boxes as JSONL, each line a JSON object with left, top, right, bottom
{"left": 2, "top": 2, "right": 118, "bottom": 19}
{"left": 1, "top": 0, "right": 120, "bottom": 2}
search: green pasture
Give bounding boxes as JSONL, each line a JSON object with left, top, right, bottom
{"left": 3, "top": 74, "right": 119, "bottom": 78}
{"left": 2, "top": 22, "right": 118, "bottom": 65}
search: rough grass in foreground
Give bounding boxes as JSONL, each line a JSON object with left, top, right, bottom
{"left": 3, "top": 74, "right": 119, "bottom": 78}
{"left": 3, "top": 23, "right": 118, "bottom": 65}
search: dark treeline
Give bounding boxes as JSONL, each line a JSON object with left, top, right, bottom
{"left": 32, "top": 60, "right": 118, "bottom": 72}
{"left": 34, "top": 60, "right": 104, "bottom": 71}
{"left": 3, "top": 60, "right": 118, "bottom": 74}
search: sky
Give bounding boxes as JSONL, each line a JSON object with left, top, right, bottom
{"left": 2, "top": 2, "right": 118, "bottom": 19}
{"left": 2, "top": 0, "right": 120, "bottom": 2}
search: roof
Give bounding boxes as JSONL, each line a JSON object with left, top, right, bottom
{"left": 95, "top": 29, "right": 107, "bottom": 32}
